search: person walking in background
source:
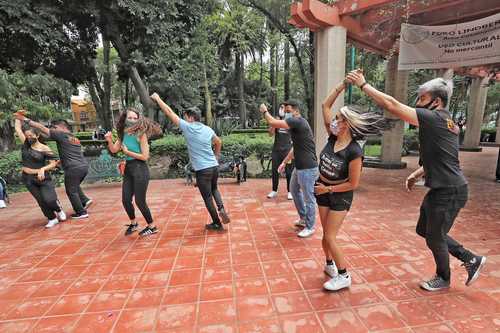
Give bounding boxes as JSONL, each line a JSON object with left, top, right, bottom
{"left": 151, "top": 93, "right": 231, "bottom": 231}
{"left": 260, "top": 100, "right": 318, "bottom": 238}
{"left": 267, "top": 103, "right": 294, "bottom": 200}
{"left": 105, "top": 108, "right": 162, "bottom": 236}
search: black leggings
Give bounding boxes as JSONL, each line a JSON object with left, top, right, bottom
{"left": 23, "top": 174, "right": 61, "bottom": 220}
{"left": 195, "top": 166, "right": 225, "bottom": 224}
{"left": 272, "top": 150, "right": 293, "bottom": 192}
{"left": 122, "top": 159, "right": 153, "bottom": 224}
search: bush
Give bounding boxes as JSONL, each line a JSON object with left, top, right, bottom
{"left": 150, "top": 133, "right": 273, "bottom": 172}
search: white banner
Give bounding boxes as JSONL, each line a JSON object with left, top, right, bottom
{"left": 399, "top": 12, "right": 500, "bottom": 70}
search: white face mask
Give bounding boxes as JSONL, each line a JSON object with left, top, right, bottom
{"left": 330, "top": 120, "right": 340, "bottom": 136}
{"left": 284, "top": 112, "right": 292, "bottom": 119}
{"left": 278, "top": 106, "right": 285, "bottom": 118}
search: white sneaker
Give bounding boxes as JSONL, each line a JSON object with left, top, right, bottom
{"left": 267, "top": 191, "right": 278, "bottom": 199}
{"left": 0, "top": 200, "right": 6, "bottom": 209}
{"left": 56, "top": 210, "right": 67, "bottom": 221}
{"left": 294, "top": 219, "right": 306, "bottom": 227}
{"left": 287, "top": 192, "right": 293, "bottom": 200}
{"left": 45, "top": 218, "right": 59, "bottom": 228}
{"left": 323, "top": 273, "right": 351, "bottom": 291}
{"left": 324, "top": 263, "right": 338, "bottom": 278}
{"left": 297, "top": 227, "right": 315, "bottom": 238}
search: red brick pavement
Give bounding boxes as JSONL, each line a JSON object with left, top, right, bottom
{"left": 0, "top": 147, "right": 498, "bottom": 332}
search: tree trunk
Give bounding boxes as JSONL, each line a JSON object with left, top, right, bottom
{"left": 0, "top": 121, "right": 15, "bottom": 152}
{"left": 124, "top": 78, "right": 130, "bottom": 107}
{"left": 102, "top": 37, "right": 112, "bottom": 130}
{"left": 129, "top": 66, "right": 153, "bottom": 113}
{"left": 270, "top": 35, "right": 277, "bottom": 117}
{"left": 308, "top": 31, "right": 315, "bottom": 126}
{"left": 284, "top": 39, "right": 290, "bottom": 101}
{"left": 236, "top": 52, "right": 247, "bottom": 128}
{"left": 202, "top": 57, "right": 213, "bottom": 126}
{"left": 106, "top": 26, "right": 153, "bottom": 113}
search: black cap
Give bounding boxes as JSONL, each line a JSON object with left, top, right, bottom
{"left": 282, "top": 99, "right": 301, "bottom": 108}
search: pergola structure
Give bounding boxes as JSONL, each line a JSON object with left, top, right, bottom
{"left": 289, "top": 0, "right": 500, "bottom": 167}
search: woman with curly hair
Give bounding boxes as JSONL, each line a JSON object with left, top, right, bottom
{"left": 105, "top": 108, "right": 162, "bottom": 236}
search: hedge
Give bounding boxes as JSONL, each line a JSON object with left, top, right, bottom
{"left": 150, "top": 133, "right": 274, "bottom": 168}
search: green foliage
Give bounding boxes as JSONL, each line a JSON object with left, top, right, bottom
{"left": 0, "top": 70, "right": 73, "bottom": 126}
{"left": 364, "top": 145, "right": 381, "bottom": 157}
{"left": 150, "top": 133, "right": 273, "bottom": 169}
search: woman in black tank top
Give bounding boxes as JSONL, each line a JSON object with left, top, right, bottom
{"left": 14, "top": 117, "right": 66, "bottom": 228}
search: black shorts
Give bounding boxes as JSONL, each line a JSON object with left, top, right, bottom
{"left": 314, "top": 180, "right": 354, "bottom": 211}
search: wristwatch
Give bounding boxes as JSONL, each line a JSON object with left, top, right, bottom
{"left": 360, "top": 82, "right": 368, "bottom": 90}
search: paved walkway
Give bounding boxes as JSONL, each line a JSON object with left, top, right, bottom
{"left": 0, "top": 147, "right": 499, "bottom": 333}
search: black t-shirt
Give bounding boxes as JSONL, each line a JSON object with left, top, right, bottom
{"left": 272, "top": 127, "right": 292, "bottom": 153}
{"left": 416, "top": 108, "right": 467, "bottom": 189}
{"left": 285, "top": 116, "right": 317, "bottom": 170}
{"left": 319, "top": 135, "right": 363, "bottom": 181}
{"left": 21, "top": 142, "right": 57, "bottom": 170}
{"left": 49, "top": 130, "right": 88, "bottom": 170}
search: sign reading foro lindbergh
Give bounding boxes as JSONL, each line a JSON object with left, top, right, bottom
{"left": 398, "top": 12, "right": 500, "bottom": 70}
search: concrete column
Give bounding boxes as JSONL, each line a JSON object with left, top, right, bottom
{"left": 463, "top": 77, "right": 489, "bottom": 151}
{"left": 380, "top": 55, "right": 409, "bottom": 168}
{"left": 313, "top": 26, "right": 346, "bottom": 157}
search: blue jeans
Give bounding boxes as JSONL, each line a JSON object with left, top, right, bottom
{"left": 290, "top": 167, "right": 318, "bottom": 229}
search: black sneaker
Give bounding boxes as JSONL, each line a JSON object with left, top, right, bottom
{"left": 125, "top": 222, "right": 138, "bottom": 236}
{"left": 420, "top": 275, "right": 450, "bottom": 291}
{"left": 205, "top": 222, "right": 223, "bottom": 231}
{"left": 71, "top": 212, "right": 89, "bottom": 220}
{"left": 139, "top": 225, "right": 158, "bottom": 236}
{"left": 462, "top": 255, "right": 486, "bottom": 286}
{"left": 83, "top": 199, "right": 93, "bottom": 210}
{"left": 219, "top": 209, "right": 230, "bottom": 224}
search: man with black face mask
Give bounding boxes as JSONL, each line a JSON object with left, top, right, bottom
{"left": 346, "top": 70, "right": 486, "bottom": 292}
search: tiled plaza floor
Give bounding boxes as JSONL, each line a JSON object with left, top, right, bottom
{"left": 0, "top": 147, "right": 499, "bottom": 333}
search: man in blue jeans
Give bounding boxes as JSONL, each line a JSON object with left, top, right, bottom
{"left": 260, "top": 101, "right": 318, "bottom": 238}
{"left": 151, "top": 93, "right": 230, "bottom": 231}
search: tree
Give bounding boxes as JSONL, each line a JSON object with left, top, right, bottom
{"left": 238, "top": 0, "right": 313, "bottom": 118}
{"left": 0, "top": 70, "right": 73, "bottom": 151}
{"left": 207, "top": 0, "right": 265, "bottom": 128}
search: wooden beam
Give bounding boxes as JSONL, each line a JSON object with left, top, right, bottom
{"left": 294, "top": 2, "right": 322, "bottom": 30}
{"left": 302, "top": 0, "right": 340, "bottom": 27}
{"left": 336, "top": 0, "right": 395, "bottom": 16}
{"left": 360, "top": 0, "right": 467, "bottom": 27}
{"left": 410, "top": 0, "right": 500, "bottom": 26}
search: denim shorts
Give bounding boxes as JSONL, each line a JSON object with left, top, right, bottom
{"left": 314, "top": 179, "right": 353, "bottom": 211}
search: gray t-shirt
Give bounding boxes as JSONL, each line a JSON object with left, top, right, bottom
{"left": 49, "top": 130, "right": 88, "bottom": 170}
{"left": 285, "top": 116, "right": 317, "bottom": 170}
{"left": 416, "top": 108, "right": 467, "bottom": 189}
